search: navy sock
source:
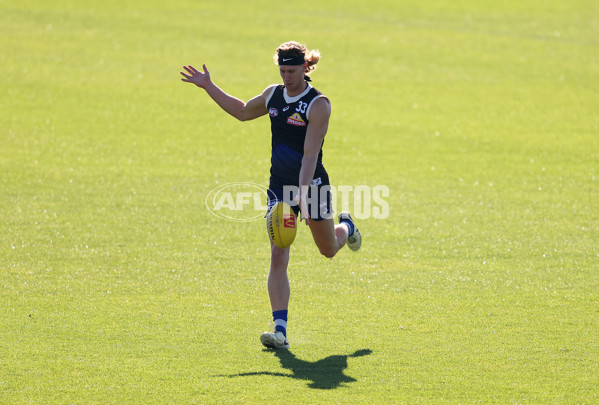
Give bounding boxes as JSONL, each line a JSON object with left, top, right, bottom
{"left": 272, "top": 310, "right": 288, "bottom": 337}
{"left": 340, "top": 218, "right": 355, "bottom": 236}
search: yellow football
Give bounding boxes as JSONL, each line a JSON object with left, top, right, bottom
{"left": 266, "top": 201, "right": 297, "bottom": 248}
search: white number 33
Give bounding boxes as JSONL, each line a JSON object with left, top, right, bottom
{"left": 296, "top": 101, "right": 308, "bottom": 114}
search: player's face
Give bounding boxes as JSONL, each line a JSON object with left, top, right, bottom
{"left": 280, "top": 65, "right": 306, "bottom": 94}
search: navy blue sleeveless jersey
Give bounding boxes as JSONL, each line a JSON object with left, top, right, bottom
{"left": 265, "top": 84, "right": 330, "bottom": 189}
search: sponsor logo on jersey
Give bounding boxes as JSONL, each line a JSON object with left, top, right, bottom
{"left": 287, "top": 113, "right": 306, "bottom": 126}
{"left": 269, "top": 108, "right": 278, "bottom": 117}
{"left": 283, "top": 213, "right": 296, "bottom": 228}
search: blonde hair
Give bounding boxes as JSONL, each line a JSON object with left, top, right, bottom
{"left": 274, "top": 41, "right": 320, "bottom": 74}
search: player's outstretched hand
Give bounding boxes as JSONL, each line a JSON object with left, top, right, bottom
{"left": 180, "top": 64, "right": 211, "bottom": 88}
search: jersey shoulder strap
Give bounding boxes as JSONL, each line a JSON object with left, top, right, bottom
{"left": 265, "top": 85, "right": 285, "bottom": 108}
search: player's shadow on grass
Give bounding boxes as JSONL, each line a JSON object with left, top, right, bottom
{"left": 226, "top": 348, "right": 372, "bottom": 390}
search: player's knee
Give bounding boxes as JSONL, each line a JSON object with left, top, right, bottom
{"left": 319, "top": 246, "right": 337, "bottom": 259}
{"left": 271, "top": 245, "right": 289, "bottom": 266}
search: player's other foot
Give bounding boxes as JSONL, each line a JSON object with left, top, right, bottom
{"left": 339, "top": 212, "right": 362, "bottom": 251}
{"left": 260, "top": 331, "right": 290, "bottom": 349}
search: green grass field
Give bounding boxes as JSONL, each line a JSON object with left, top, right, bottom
{"left": 2, "top": 0, "right": 598, "bottom": 403}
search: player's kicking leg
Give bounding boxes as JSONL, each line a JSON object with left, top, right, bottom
{"left": 309, "top": 212, "right": 361, "bottom": 258}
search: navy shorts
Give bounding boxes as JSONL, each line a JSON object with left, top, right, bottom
{"left": 266, "top": 185, "right": 333, "bottom": 221}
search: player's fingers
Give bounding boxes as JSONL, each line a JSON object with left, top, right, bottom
{"left": 184, "top": 65, "right": 198, "bottom": 75}
{"left": 300, "top": 210, "right": 310, "bottom": 224}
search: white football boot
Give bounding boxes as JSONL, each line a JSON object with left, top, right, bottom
{"left": 260, "top": 331, "right": 290, "bottom": 349}
{"left": 339, "top": 212, "right": 362, "bottom": 251}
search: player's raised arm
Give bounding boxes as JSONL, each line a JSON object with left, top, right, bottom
{"left": 180, "top": 64, "right": 270, "bottom": 121}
